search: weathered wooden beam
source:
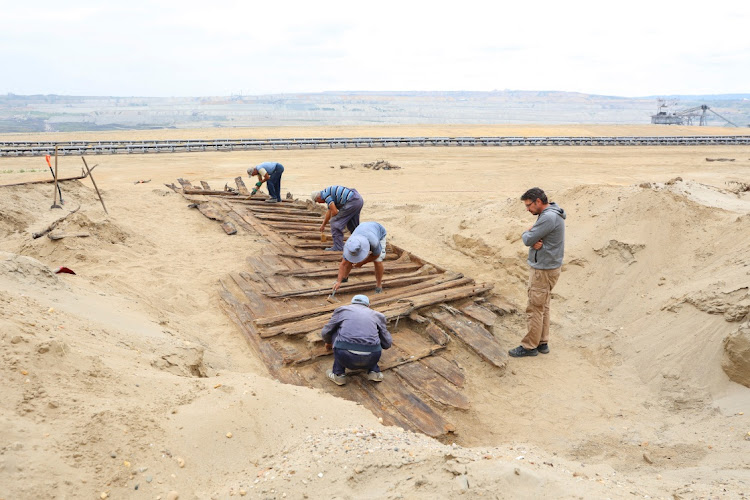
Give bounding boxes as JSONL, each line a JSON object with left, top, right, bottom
{"left": 274, "top": 261, "right": 422, "bottom": 278}
{"left": 261, "top": 274, "right": 433, "bottom": 298}
{"left": 257, "top": 282, "right": 493, "bottom": 338}
{"left": 234, "top": 176, "right": 250, "bottom": 195}
{"left": 395, "top": 362, "right": 470, "bottom": 410}
{"left": 254, "top": 274, "right": 468, "bottom": 327}
{"left": 431, "top": 310, "right": 507, "bottom": 372}
{"left": 218, "top": 279, "right": 304, "bottom": 386}
{"left": 460, "top": 303, "right": 497, "bottom": 327}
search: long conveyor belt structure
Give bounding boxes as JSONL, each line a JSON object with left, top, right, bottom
{"left": 3, "top": 135, "right": 750, "bottom": 157}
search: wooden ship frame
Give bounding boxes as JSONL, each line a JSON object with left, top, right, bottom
{"left": 167, "top": 177, "right": 514, "bottom": 438}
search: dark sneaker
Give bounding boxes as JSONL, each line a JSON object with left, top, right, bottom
{"left": 326, "top": 369, "right": 346, "bottom": 386}
{"left": 374, "top": 287, "right": 383, "bottom": 293}
{"left": 508, "top": 345, "right": 538, "bottom": 357}
{"left": 537, "top": 343, "right": 550, "bottom": 354}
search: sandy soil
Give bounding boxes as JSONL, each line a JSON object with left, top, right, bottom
{"left": 1, "top": 125, "right": 750, "bottom": 499}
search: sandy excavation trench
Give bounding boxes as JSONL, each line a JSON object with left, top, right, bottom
{"left": 1, "top": 125, "right": 750, "bottom": 498}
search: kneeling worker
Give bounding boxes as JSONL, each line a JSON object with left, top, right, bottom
{"left": 247, "top": 162, "right": 284, "bottom": 203}
{"left": 311, "top": 185, "right": 364, "bottom": 251}
{"left": 334, "top": 221, "right": 387, "bottom": 294}
{"left": 321, "top": 294, "right": 392, "bottom": 385}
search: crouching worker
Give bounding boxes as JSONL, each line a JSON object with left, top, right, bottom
{"left": 321, "top": 294, "right": 392, "bottom": 386}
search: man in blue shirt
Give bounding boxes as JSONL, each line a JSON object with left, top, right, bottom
{"left": 247, "top": 162, "right": 284, "bottom": 203}
{"left": 312, "top": 185, "right": 364, "bottom": 251}
{"left": 321, "top": 294, "right": 392, "bottom": 385}
{"left": 333, "top": 222, "right": 387, "bottom": 294}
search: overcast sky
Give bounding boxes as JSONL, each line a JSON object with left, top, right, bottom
{"left": 2, "top": 0, "right": 748, "bottom": 98}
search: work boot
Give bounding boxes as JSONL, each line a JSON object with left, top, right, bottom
{"left": 508, "top": 345, "right": 538, "bottom": 357}
{"left": 366, "top": 371, "right": 384, "bottom": 382}
{"left": 326, "top": 369, "right": 346, "bottom": 386}
{"left": 537, "top": 343, "right": 550, "bottom": 354}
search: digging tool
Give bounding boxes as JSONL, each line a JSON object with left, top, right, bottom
{"left": 45, "top": 154, "right": 63, "bottom": 204}
{"left": 326, "top": 288, "right": 339, "bottom": 304}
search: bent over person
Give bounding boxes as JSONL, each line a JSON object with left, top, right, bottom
{"left": 509, "top": 187, "right": 566, "bottom": 358}
{"left": 321, "top": 294, "right": 392, "bottom": 385}
{"left": 312, "top": 185, "right": 364, "bottom": 251}
{"left": 334, "top": 222, "right": 387, "bottom": 294}
{"left": 247, "top": 162, "right": 284, "bottom": 203}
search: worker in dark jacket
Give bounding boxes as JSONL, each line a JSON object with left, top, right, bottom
{"left": 320, "top": 294, "right": 392, "bottom": 385}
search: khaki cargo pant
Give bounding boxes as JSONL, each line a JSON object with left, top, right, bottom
{"left": 521, "top": 267, "right": 561, "bottom": 350}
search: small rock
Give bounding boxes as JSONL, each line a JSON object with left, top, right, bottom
{"left": 146, "top": 476, "right": 153, "bottom": 483}
{"left": 239, "top": 490, "right": 247, "bottom": 496}
{"left": 642, "top": 452, "right": 653, "bottom": 464}
{"left": 166, "top": 491, "right": 179, "bottom": 500}
{"left": 514, "top": 468, "right": 520, "bottom": 475}
{"left": 110, "top": 453, "right": 116, "bottom": 459}
{"left": 226, "top": 432, "right": 233, "bottom": 438}
{"left": 177, "top": 457, "right": 185, "bottom": 468}
{"left": 354, "top": 466, "right": 363, "bottom": 474}
{"left": 100, "top": 493, "right": 108, "bottom": 499}
{"left": 11, "top": 336, "right": 23, "bottom": 344}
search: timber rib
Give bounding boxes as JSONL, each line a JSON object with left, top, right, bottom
{"left": 174, "top": 177, "right": 513, "bottom": 439}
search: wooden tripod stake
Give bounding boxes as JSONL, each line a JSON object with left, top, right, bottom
{"left": 81, "top": 157, "right": 108, "bottom": 214}
{"left": 51, "top": 145, "right": 62, "bottom": 209}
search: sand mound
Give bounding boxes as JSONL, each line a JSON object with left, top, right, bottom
{"left": 722, "top": 320, "right": 750, "bottom": 387}
{"left": 0, "top": 251, "right": 62, "bottom": 289}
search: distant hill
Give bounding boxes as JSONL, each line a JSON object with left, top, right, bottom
{"left": 1, "top": 91, "right": 748, "bottom": 133}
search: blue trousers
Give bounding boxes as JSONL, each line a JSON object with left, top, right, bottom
{"left": 329, "top": 190, "right": 363, "bottom": 250}
{"left": 267, "top": 164, "right": 284, "bottom": 201}
{"left": 332, "top": 348, "right": 381, "bottom": 376}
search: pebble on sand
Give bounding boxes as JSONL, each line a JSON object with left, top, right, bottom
{"left": 166, "top": 491, "right": 179, "bottom": 500}
{"left": 226, "top": 432, "right": 233, "bottom": 438}
{"left": 177, "top": 457, "right": 185, "bottom": 468}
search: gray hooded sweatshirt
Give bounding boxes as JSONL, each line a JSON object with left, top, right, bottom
{"left": 521, "top": 202, "right": 566, "bottom": 270}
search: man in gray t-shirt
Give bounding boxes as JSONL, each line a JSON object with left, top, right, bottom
{"left": 509, "top": 187, "right": 567, "bottom": 358}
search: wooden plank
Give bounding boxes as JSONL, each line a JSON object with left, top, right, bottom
{"left": 371, "top": 375, "right": 454, "bottom": 437}
{"left": 431, "top": 310, "right": 507, "bottom": 372}
{"left": 257, "top": 283, "right": 494, "bottom": 338}
{"left": 255, "top": 274, "right": 463, "bottom": 326}
{"left": 221, "top": 221, "right": 237, "bottom": 235}
{"left": 391, "top": 328, "right": 444, "bottom": 359}
{"left": 395, "top": 362, "right": 470, "bottom": 410}
{"left": 217, "top": 280, "right": 303, "bottom": 386}
{"left": 200, "top": 181, "right": 212, "bottom": 190}
{"left": 177, "top": 178, "right": 194, "bottom": 189}
{"left": 234, "top": 176, "right": 250, "bottom": 195}
{"left": 253, "top": 213, "right": 322, "bottom": 223}
{"left": 275, "top": 262, "right": 422, "bottom": 278}
{"left": 424, "top": 323, "right": 450, "bottom": 346}
{"left": 261, "top": 274, "right": 433, "bottom": 298}
{"left": 229, "top": 272, "right": 275, "bottom": 318}
{"left": 197, "top": 203, "right": 224, "bottom": 221}
{"left": 460, "top": 303, "right": 497, "bottom": 327}
{"left": 421, "top": 356, "right": 465, "bottom": 388}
